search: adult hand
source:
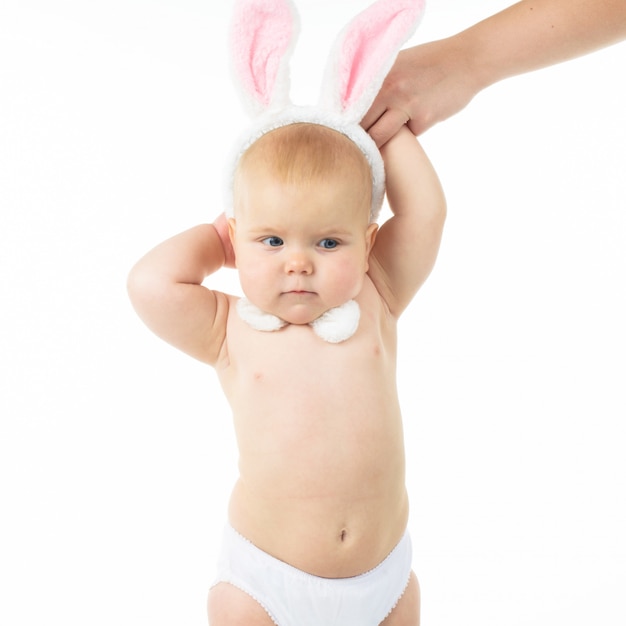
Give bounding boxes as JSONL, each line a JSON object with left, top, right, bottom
{"left": 363, "top": 0, "right": 626, "bottom": 148}
{"left": 362, "top": 40, "right": 480, "bottom": 146}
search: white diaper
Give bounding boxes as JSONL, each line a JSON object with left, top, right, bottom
{"left": 211, "top": 524, "right": 413, "bottom": 626}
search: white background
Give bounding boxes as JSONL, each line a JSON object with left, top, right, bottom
{"left": 1, "top": 1, "right": 624, "bottom": 624}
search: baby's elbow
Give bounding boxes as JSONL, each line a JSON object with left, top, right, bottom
{"left": 126, "top": 261, "right": 159, "bottom": 317}
{"left": 126, "top": 261, "right": 143, "bottom": 302}
{"left": 439, "top": 196, "right": 448, "bottom": 226}
{"left": 126, "top": 266, "right": 144, "bottom": 318}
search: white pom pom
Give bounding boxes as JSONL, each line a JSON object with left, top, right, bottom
{"left": 310, "top": 300, "right": 360, "bottom": 343}
{"left": 236, "top": 298, "right": 287, "bottom": 332}
{"left": 236, "top": 297, "right": 360, "bottom": 343}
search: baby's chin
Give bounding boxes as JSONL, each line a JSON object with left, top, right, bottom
{"left": 276, "top": 303, "right": 325, "bottom": 326}
{"left": 245, "top": 294, "right": 342, "bottom": 325}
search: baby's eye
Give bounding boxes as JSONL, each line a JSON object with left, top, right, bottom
{"left": 262, "top": 236, "right": 284, "bottom": 247}
{"left": 319, "top": 238, "right": 339, "bottom": 250}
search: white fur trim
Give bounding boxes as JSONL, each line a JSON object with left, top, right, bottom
{"left": 224, "top": 106, "right": 384, "bottom": 222}
{"left": 309, "top": 298, "right": 360, "bottom": 343}
{"left": 236, "top": 297, "right": 287, "bottom": 332}
{"left": 236, "top": 297, "right": 360, "bottom": 343}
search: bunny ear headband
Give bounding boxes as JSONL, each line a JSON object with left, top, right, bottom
{"left": 225, "top": 0, "right": 426, "bottom": 222}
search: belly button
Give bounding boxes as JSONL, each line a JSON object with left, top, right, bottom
{"left": 340, "top": 529, "right": 347, "bottom": 542}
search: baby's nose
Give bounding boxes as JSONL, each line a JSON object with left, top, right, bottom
{"left": 285, "top": 250, "right": 313, "bottom": 274}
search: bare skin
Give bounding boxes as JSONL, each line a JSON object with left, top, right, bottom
{"left": 128, "top": 127, "right": 446, "bottom": 624}
{"left": 363, "top": 0, "right": 626, "bottom": 144}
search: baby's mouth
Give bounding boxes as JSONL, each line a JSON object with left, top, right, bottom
{"left": 283, "top": 288, "right": 315, "bottom": 295}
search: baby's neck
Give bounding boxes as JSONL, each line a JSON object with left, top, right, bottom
{"left": 236, "top": 298, "right": 360, "bottom": 343}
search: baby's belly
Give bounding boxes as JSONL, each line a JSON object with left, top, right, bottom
{"left": 228, "top": 477, "right": 409, "bottom": 578}
{"left": 227, "top": 408, "right": 409, "bottom": 577}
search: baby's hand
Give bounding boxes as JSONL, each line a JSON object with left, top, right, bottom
{"left": 213, "top": 213, "right": 236, "bottom": 269}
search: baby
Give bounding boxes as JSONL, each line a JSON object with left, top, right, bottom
{"left": 127, "top": 1, "right": 445, "bottom": 624}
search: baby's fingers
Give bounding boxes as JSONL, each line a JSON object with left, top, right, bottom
{"left": 364, "top": 108, "right": 411, "bottom": 148}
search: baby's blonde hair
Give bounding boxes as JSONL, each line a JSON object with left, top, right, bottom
{"left": 234, "top": 123, "right": 372, "bottom": 217}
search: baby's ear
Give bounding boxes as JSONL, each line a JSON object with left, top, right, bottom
{"left": 365, "top": 222, "right": 379, "bottom": 255}
{"left": 230, "top": 0, "right": 299, "bottom": 117}
{"left": 213, "top": 214, "right": 238, "bottom": 267}
{"left": 223, "top": 218, "right": 238, "bottom": 268}
{"left": 319, "top": 0, "right": 425, "bottom": 124}
{"left": 227, "top": 217, "right": 237, "bottom": 242}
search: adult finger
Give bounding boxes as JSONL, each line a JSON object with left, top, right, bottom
{"left": 366, "top": 108, "right": 410, "bottom": 148}
{"left": 361, "top": 102, "right": 388, "bottom": 134}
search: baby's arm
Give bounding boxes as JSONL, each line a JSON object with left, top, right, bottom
{"left": 368, "top": 126, "right": 446, "bottom": 317}
{"left": 127, "top": 217, "right": 232, "bottom": 365}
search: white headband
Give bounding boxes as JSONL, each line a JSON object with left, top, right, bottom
{"left": 225, "top": 0, "right": 426, "bottom": 222}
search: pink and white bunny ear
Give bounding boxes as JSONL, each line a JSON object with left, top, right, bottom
{"left": 319, "top": 0, "right": 425, "bottom": 124}
{"left": 230, "top": 0, "right": 299, "bottom": 117}
{"left": 225, "top": 0, "right": 427, "bottom": 222}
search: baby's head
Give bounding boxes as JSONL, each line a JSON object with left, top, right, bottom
{"left": 228, "top": 123, "right": 378, "bottom": 325}
{"left": 234, "top": 123, "right": 372, "bottom": 218}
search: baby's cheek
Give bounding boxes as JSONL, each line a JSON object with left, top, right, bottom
{"left": 330, "top": 259, "right": 365, "bottom": 298}
{"left": 238, "top": 263, "right": 270, "bottom": 299}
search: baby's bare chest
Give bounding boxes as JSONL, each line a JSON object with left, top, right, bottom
{"left": 229, "top": 319, "right": 391, "bottom": 393}
{"left": 219, "top": 319, "right": 397, "bottom": 437}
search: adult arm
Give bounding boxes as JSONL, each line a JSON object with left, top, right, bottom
{"left": 363, "top": 0, "right": 626, "bottom": 145}
{"left": 367, "top": 126, "right": 446, "bottom": 318}
{"left": 127, "top": 217, "right": 233, "bottom": 365}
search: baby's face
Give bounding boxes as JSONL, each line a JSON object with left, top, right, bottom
{"left": 229, "top": 171, "right": 377, "bottom": 325}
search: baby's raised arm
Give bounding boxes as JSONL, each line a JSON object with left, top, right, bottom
{"left": 367, "top": 126, "right": 446, "bottom": 317}
{"left": 127, "top": 220, "right": 231, "bottom": 365}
